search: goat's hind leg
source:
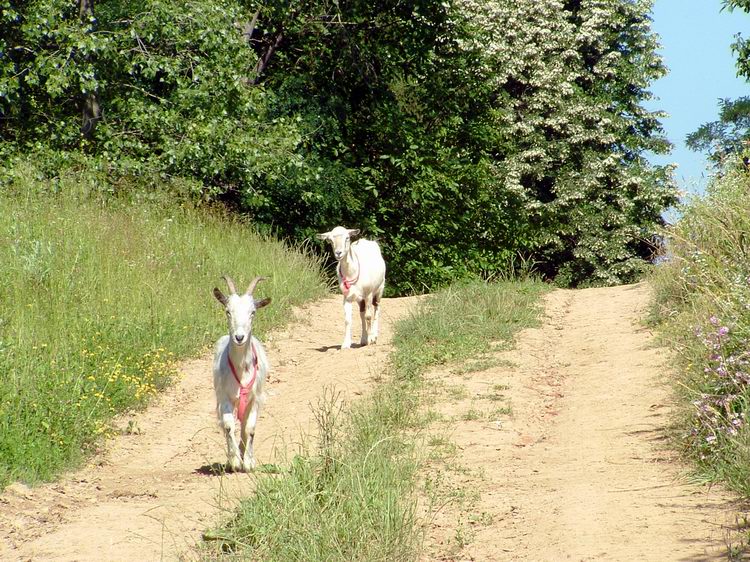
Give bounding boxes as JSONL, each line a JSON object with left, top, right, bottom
{"left": 219, "top": 402, "right": 242, "bottom": 472}
{"left": 369, "top": 286, "right": 383, "bottom": 345}
{"left": 359, "top": 298, "right": 369, "bottom": 347}
{"left": 240, "top": 400, "right": 260, "bottom": 471}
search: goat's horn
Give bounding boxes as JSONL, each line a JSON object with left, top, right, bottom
{"left": 222, "top": 275, "right": 237, "bottom": 294}
{"left": 246, "top": 276, "right": 267, "bottom": 295}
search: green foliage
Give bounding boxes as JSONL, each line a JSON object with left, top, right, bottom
{"left": 650, "top": 168, "right": 750, "bottom": 495}
{"left": 391, "top": 279, "right": 549, "bottom": 380}
{"left": 1, "top": 0, "right": 318, "bottom": 201}
{"left": 724, "top": 1, "right": 750, "bottom": 81}
{"left": 686, "top": 97, "right": 750, "bottom": 169}
{"left": 253, "top": 0, "right": 676, "bottom": 289}
{"left": 1, "top": 0, "right": 676, "bottom": 292}
{"left": 203, "top": 278, "right": 547, "bottom": 561}
{"left": 693, "top": 3, "right": 750, "bottom": 173}
{"left": 0, "top": 161, "right": 326, "bottom": 486}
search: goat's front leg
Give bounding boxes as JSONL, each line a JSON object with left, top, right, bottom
{"left": 359, "top": 299, "right": 369, "bottom": 347}
{"left": 240, "top": 399, "right": 260, "bottom": 471}
{"left": 342, "top": 299, "right": 353, "bottom": 349}
{"left": 219, "top": 401, "right": 242, "bottom": 472}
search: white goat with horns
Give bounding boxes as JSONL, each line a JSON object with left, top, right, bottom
{"left": 212, "top": 275, "right": 271, "bottom": 472}
{"left": 317, "top": 226, "right": 386, "bottom": 349}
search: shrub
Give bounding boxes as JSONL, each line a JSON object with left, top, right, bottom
{"left": 651, "top": 167, "right": 750, "bottom": 492}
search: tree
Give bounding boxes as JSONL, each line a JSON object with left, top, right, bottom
{"left": 0, "top": 0, "right": 313, "bottom": 197}
{"left": 445, "top": 0, "right": 677, "bottom": 285}
{"left": 724, "top": 0, "right": 750, "bottom": 80}
{"left": 686, "top": 2, "right": 750, "bottom": 170}
{"left": 686, "top": 97, "right": 750, "bottom": 168}
{"left": 237, "top": 0, "right": 525, "bottom": 291}
{"left": 1, "top": 0, "right": 677, "bottom": 292}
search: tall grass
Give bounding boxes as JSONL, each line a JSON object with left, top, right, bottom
{"left": 650, "top": 168, "right": 750, "bottom": 494}
{"left": 0, "top": 163, "right": 327, "bottom": 487}
{"left": 202, "top": 279, "right": 547, "bottom": 561}
{"left": 392, "top": 279, "right": 548, "bottom": 380}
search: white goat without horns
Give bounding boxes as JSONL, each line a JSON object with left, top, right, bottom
{"left": 317, "top": 226, "right": 386, "bottom": 349}
{"left": 212, "top": 275, "right": 271, "bottom": 472}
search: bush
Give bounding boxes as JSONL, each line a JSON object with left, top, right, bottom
{"left": 651, "top": 167, "right": 750, "bottom": 493}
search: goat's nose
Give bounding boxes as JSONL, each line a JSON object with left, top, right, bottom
{"left": 234, "top": 334, "right": 246, "bottom": 344}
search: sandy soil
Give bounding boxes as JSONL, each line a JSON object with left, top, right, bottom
{"left": 421, "top": 283, "right": 743, "bottom": 561}
{"left": 0, "top": 283, "right": 743, "bottom": 561}
{"left": 0, "top": 295, "right": 415, "bottom": 561}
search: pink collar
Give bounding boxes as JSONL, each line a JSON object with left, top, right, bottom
{"left": 227, "top": 342, "right": 258, "bottom": 422}
{"left": 337, "top": 255, "right": 360, "bottom": 296}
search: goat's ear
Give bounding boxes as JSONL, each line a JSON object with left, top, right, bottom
{"left": 213, "top": 287, "right": 228, "bottom": 306}
{"left": 348, "top": 229, "right": 360, "bottom": 238}
{"left": 315, "top": 232, "right": 330, "bottom": 241}
{"left": 255, "top": 297, "right": 271, "bottom": 310}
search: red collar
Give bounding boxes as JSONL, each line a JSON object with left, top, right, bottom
{"left": 228, "top": 342, "right": 258, "bottom": 422}
{"left": 337, "top": 255, "right": 360, "bottom": 296}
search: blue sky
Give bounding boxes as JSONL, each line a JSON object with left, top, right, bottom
{"left": 647, "top": 0, "right": 749, "bottom": 196}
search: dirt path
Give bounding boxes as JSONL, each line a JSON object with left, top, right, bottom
{"left": 0, "top": 295, "right": 416, "bottom": 561}
{"left": 0, "top": 284, "right": 742, "bottom": 561}
{"left": 422, "top": 283, "right": 741, "bottom": 561}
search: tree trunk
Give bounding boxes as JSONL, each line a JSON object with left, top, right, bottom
{"left": 240, "top": 11, "right": 259, "bottom": 44}
{"left": 79, "top": 0, "right": 94, "bottom": 18}
{"left": 79, "top": 0, "right": 101, "bottom": 139}
{"left": 252, "top": 32, "right": 283, "bottom": 84}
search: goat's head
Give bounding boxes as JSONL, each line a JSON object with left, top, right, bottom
{"left": 316, "top": 226, "right": 360, "bottom": 262}
{"left": 213, "top": 276, "right": 271, "bottom": 347}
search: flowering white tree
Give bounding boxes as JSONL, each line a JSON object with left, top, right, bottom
{"left": 456, "top": 0, "right": 677, "bottom": 285}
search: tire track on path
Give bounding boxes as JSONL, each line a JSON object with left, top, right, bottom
{"left": 422, "top": 283, "right": 741, "bottom": 561}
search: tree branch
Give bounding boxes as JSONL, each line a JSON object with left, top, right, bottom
{"left": 251, "top": 32, "right": 283, "bottom": 85}
{"left": 239, "top": 11, "right": 260, "bottom": 45}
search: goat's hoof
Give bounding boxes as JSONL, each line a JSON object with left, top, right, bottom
{"left": 341, "top": 342, "right": 352, "bottom": 350}
{"left": 228, "top": 458, "right": 242, "bottom": 472}
{"left": 242, "top": 458, "right": 257, "bottom": 472}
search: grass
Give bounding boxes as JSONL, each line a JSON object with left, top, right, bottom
{"left": 202, "top": 278, "right": 547, "bottom": 561}
{"left": 0, "top": 164, "right": 327, "bottom": 487}
{"left": 461, "top": 406, "right": 484, "bottom": 421}
{"left": 650, "top": 167, "right": 750, "bottom": 497}
{"left": 488, "top": 405, "right": 513, "bottom": 418}
{"left": 392, "top": 279, "right": 548, "bottom": 380}
{"left": 202, "top": 387, "right": 422, "bottom": 561}
{"left": 452, "top": 357, "right": 513, "bottom": 376}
